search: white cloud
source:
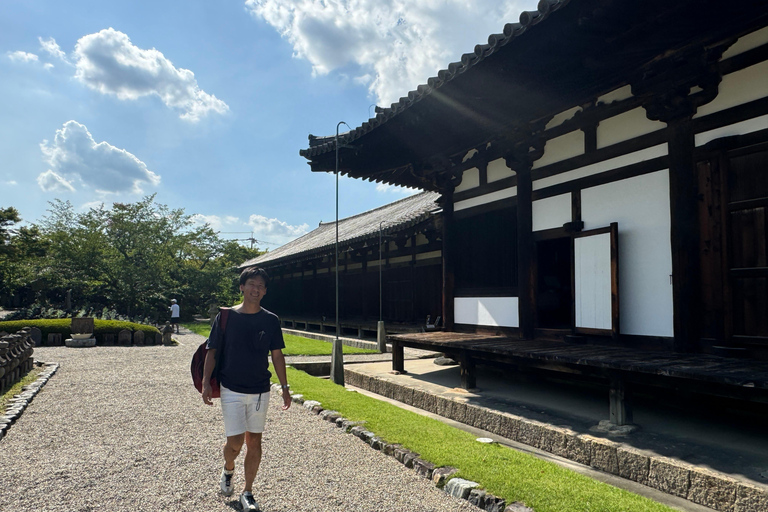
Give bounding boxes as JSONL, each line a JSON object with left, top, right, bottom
{"left": 39, "top": 120, "right": 160, "bottom": 194}
{"left": 247, "top": 214, "right": 309, "bottom": 239}
{"left": 37, "top": 170, "right": 75, "bottom": 193}
{"left": 73, "top": 28, "right": 229, "bottom": 121}
{"left": 376, "top": 183, "right": 415, "bottom": 195}
{"left": 7, "top": 51, "right": 39, "bottom": 63}
{"left": 38, "top": 37, "right": 69, "bottom": 63}
{"left": 190, "top": 214, "right": 241, "bottom": 231}
{"left": 246, "top": 0, "right": 538, "bottom": 107}
{"left": 4, "top": 180, "right": 18, "bottom": 186}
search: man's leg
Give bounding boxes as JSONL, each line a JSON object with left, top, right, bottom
{"left": 223, "top": 433, "right": 245, "bottom": 471}
{"left": 242, "top": 432, "right": 263, "bottom": 493}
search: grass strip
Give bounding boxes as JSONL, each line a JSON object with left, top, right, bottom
{"left": 0, "top": 366, "right": 43, "bottom": 410}
{"left": 272, "top": 366, "right": 674, "bottom": 512}
{"left": 183, "top": 323, "right": 378, "bottom": 356}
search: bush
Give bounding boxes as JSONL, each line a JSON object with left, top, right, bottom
{"left": 0, "top": 319, "right": 160, "bottom": 340}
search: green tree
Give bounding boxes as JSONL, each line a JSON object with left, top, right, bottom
{"left": 0, "top": 207, "right": 48, "bottom": 307}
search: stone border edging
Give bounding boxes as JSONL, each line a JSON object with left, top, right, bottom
{"left": 272, "top": 382, "right": 528, "bottom": 512}
{"left": 342, "top": 369, "right": 768, "bottom": 512}
{"left": 0, "top": 361, "right": 59, "bottom": 442}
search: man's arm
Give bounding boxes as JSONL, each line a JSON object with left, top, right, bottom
{"left": 201, "top": 348, "right": 217, "bottom": 406}
{"left": 271, "top": 349, "right": 291, "bottom": 410}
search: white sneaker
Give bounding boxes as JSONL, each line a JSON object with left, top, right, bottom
{"left": 239, "top": 491, "right": 260, "bottom": 511}
{"left": 220, "top": 468, "right": 234, "bottom": 496}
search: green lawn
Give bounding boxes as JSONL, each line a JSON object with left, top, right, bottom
{"left": 182, "top": 323, "right": 378, "bottom": 356}
{"left": 272, "top": 365, "right": 675, "bottom": 512}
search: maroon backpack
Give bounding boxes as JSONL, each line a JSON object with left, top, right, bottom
{"left": 191, "top": 308, "right": 230, "bottom": 398}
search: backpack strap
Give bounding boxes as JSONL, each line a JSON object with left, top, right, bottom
{"left": 220, "top": 307, "right": 230, "bottom": 333}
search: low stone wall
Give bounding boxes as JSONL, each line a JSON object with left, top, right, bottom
{"left": 0, "top": 328, "right": 35, "bottom": 394}
{"left": 344, "top": 368, "right": 768, "bottom": 512}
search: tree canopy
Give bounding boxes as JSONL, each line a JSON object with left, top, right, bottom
{"left": 0, "top": 196, "right": 263, "bottom": 320}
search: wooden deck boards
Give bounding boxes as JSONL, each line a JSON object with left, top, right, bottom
{"left": 389, "top": 332, "right": 768, "bottom": 389}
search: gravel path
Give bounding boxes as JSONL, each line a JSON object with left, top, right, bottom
{"left": 0, "top": 332, "right": 479, "bottom": 512}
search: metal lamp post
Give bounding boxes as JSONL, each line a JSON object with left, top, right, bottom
{"left": 377, "top": 220, "right": 387, "bottom": 352}
{"left": 331, "top": 121, "right": 350, "bottom": 385}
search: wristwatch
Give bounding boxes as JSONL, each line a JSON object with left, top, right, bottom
{"left": 281, "top": 384, "right": 290, "bottom": 389}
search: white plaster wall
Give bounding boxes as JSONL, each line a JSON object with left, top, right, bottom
{"left": 487, "top": 158, "right": 515, "bottom": 183}
{"left": 534, "top": 144, "right": 668, "bottom": 190}
{"left": 597, "top": 85, "right": 633, "bottom": 105}
{"left": 533, "top": 130, "right": 585, "bottom": 169}
{"left": 696, "top": 114, "right": 768, "bottom": 146}
{"left": 454, "top": 297, "right": 519, "bottom": 327}
{"left": 545, "top": 106, "right": 583, "bottom": 130}
{"left": 581, "top": 170, "right": 673, "bottom": 337}
{"left": 597, "top": 107, "right": 665, "bottom": 149}
{"left": 532, "top": 193, "right": 571, "bottom": 232}
{"left": 415, "top": 250, "right": 441, "bottom": 261}
{"left": 455, "top": 167, "right": 480, "bottom": 192}
{"left": 695, "top": 60, "right": 768, "bottom": 118}
{"left": 722, "top": 26, "right": 768, "bottom": 60}
{"left": 454, "top": 187, "right": 516, "bottom": 212}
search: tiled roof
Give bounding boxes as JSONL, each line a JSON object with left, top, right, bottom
{"left": 239, "top": 191, "right": 441, "bottom": 268}
{"left": 300, "top": 0, "right": 570, "bottom": 160}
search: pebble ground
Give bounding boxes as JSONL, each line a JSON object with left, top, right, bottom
{"left": 0, "top": 331, "right": 480, "bottom": 512}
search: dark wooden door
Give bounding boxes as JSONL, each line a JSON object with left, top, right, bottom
{"left": 698, "top": 142, "right": 768, "bottom": 348}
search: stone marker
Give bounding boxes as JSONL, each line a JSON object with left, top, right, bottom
{"left": 103, "top": 333, "right": 115, "bottom": 346}
{"left": 118, "top": 329, "right": 132, "bottom": 346}
{"left": 133, "top": 330, "right": 144, "bottom": 346}
{"left": 47, "top": 333, "right": 62, "bottom": 346}
{"left": 29, "top": 327, "right": 42, "bottom": 346}
{"left": 71, "top": 317, "right": 94, "bottom": 334}
{"left": 161, "top": 322, "right": 174, "bottom": 345}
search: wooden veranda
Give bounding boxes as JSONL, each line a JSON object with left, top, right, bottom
{"left": 389, "top": 332, "right": 768, "bottom": 426}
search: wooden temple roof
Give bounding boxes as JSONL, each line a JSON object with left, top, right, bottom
{"left": 300, "top": 0, "right": 768, "bottom": 190}
{"left": 239, "top": 191, "right": 440, "bottom": 269}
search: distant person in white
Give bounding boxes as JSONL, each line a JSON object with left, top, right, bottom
{"left": 169, "top": 299, "right": 180, "bottom": 333}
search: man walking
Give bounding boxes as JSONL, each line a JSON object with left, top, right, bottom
{"left": 202, "top": 267, "right": 291, "bottom": 511}
{"left": 169, "top": 299, "right": 180, "bottom": 333}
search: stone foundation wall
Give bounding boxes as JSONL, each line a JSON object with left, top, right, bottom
{"left": 0, "top": 328, "right": 35, "bottom": 394}
{"left": 345, "top": 368, "right": 768, "bottom": 512}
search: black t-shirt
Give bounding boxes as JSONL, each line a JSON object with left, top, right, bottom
{"left": 206, "top": 308, "right": 285, "bottom": 394}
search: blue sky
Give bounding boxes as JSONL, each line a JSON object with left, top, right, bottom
{"left": 1, "top": 0, "right": 537, "bottom": 249}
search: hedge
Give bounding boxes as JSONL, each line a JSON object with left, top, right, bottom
{"left": 0, "top": 319, "right": 160, "bottom": 340}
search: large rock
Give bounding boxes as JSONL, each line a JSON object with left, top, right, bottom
{"left": 444, "top": 477, "right": 479, "bottom": 500}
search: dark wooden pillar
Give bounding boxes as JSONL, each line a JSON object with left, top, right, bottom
{"left": 635, "top": 47, "right": 724, "bottom": 351}
{"left": 505, "top": 134, "right": 545, "bottom": 340}
{"left": 516, "top": 166, "right": 534, "bottom": 340}
{"left": 441, "top": 188, "right": 455, "bottom": 331}
{"left": 666, "top": 118, "right": 701, "bottom": 351}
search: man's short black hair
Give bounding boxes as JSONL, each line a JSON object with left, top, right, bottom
{"left": 240, "top": 267, "right": 270, "bottom": 287}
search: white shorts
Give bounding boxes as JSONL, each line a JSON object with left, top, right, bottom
{"left": 220, "top": 386, "right": 270, "bottom": 437}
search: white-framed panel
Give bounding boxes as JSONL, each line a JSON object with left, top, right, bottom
{"left": 454, "top": 297, "right": 519, "bottom": 327}
{"left": 574, "top": 233, "right": 613, "bottom": 330}
{"left": 532, "top": 193, "right": 571, "bottom": 232}
{"left": 582, "top": 170, "right": 673, "bottom": 337}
